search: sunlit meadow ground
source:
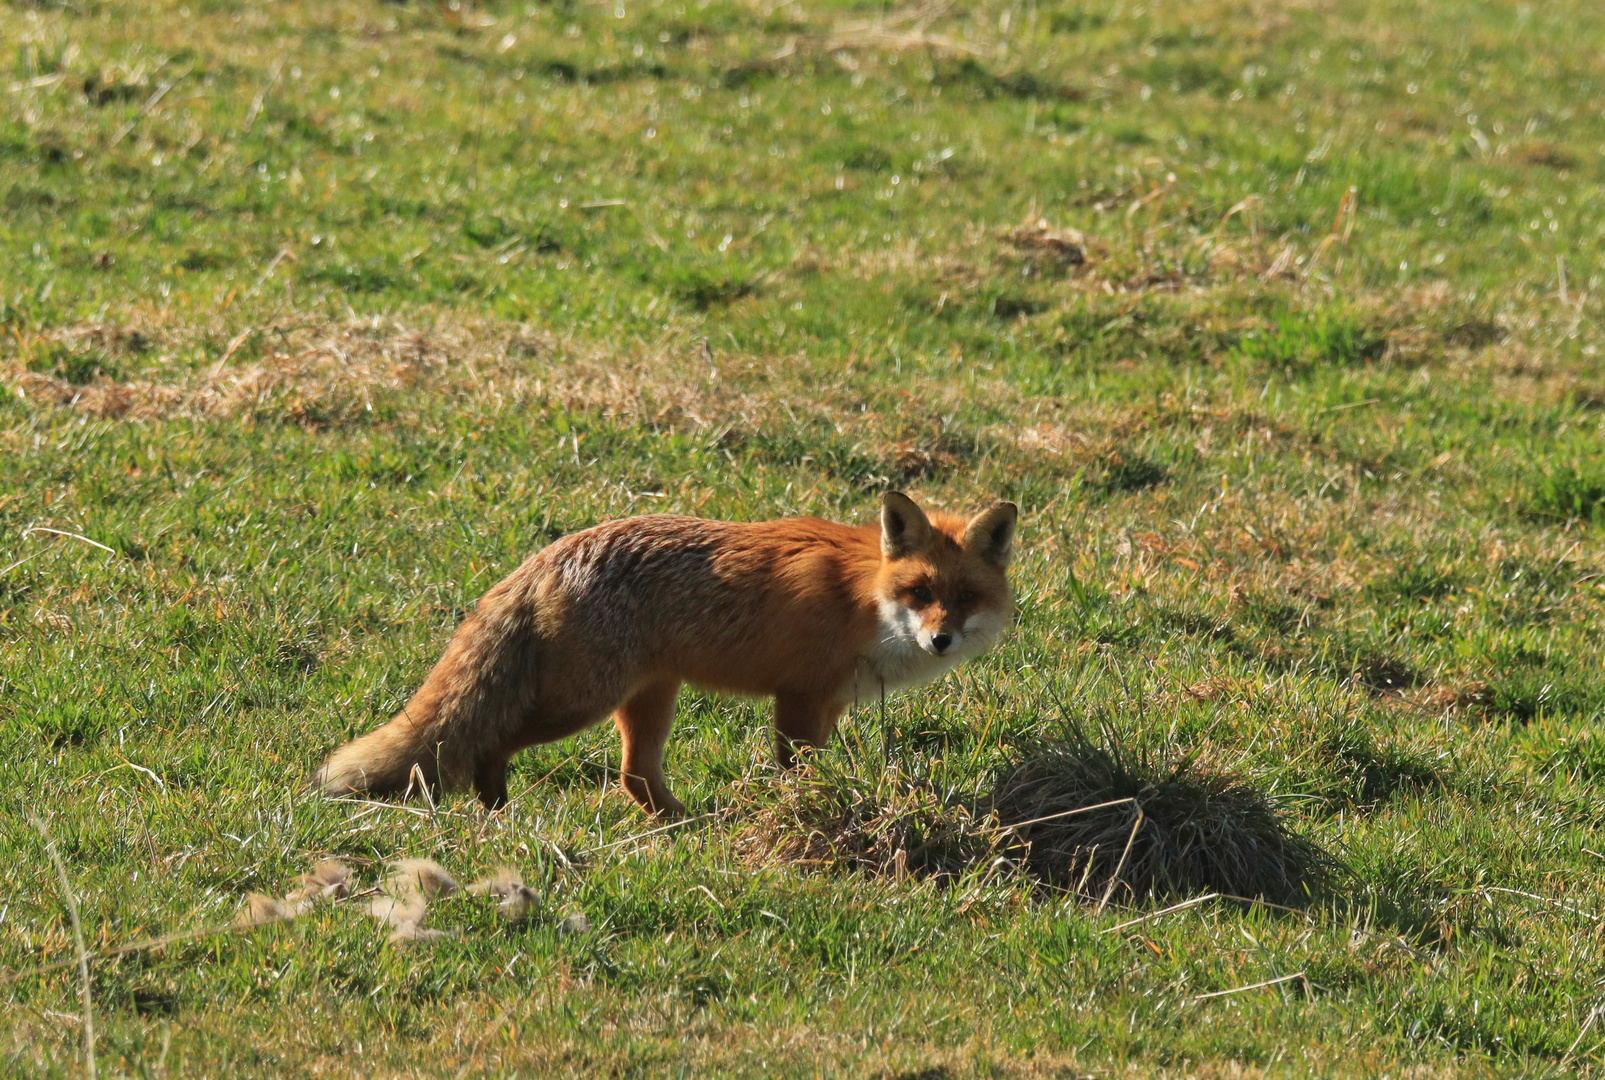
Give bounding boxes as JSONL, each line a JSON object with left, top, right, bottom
{"left": 4, "top": 0, "right": 1605, "bottom": 1075}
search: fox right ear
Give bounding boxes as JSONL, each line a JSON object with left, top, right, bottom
{"left": 880, "top": 491, "right": 934, "bottom": 559}
{"left": 963, "top": 501, "right": 1018, "bottom": 567}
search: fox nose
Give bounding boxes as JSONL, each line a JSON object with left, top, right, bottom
{"left": 931, "top": 632, "right": 953, "bottom": 653}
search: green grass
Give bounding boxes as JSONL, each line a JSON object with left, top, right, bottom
{"left": 4, "top": 0, "right": 1605, "bottom": 1074}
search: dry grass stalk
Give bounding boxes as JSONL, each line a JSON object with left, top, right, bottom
{"left": 31, "top": 816, "right": 96, "bottom": 1080}
{"left": 1190, "top": 970, "right": 1309, "bottom": 1003}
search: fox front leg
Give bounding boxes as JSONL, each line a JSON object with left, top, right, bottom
{"left": 474, "top": 756, "right": 510, "bottom": 811}
{"left": 772, "top": 692, "right": 847, "bottom": 769}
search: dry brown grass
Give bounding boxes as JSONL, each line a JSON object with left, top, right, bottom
{"left": 5, "top": 316, "right": 749, "bottom": 427}
{"left": 2, "top": 314, "right": 1025, "bottom": 451}
{"left": 730, "top": 764, "right": 1001, "bottom": 882}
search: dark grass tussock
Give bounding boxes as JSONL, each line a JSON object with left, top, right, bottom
{"left": 988, "top": 742, "right": 1335, "bottom": 905}
{"left": 736, "top": 731, "right": 1334, "bottom": 907}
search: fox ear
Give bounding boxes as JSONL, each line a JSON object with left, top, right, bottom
{"left": 964, "top": 501, "right": 1017, "bottom": 567}
{"left": 880, "top": 491, "right": 934, "bottom": 559}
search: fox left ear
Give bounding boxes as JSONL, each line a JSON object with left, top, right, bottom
{"left": 964, "top": 502, "right": 1018, "bottom": 567}
{"left": 881, "top": 491, "right": 935, "bottom": 559}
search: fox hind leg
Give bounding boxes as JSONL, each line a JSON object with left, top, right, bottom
{"left": 614, "top": 679, "right": 685, "bottom": 817}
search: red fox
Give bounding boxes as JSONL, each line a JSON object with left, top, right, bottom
{"left": 317, "top": 492, "right": 1017, "bottom": 816}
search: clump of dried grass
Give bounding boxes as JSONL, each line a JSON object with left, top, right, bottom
{"left": 731, "top": 759, "right": 999, "bottom": 883}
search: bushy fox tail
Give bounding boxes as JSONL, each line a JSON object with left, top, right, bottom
{"left": 317, "top": 594, "right": 538, "bottom": 807}
{"left": 316, "top": 707, "right": 440, "bottom": 799}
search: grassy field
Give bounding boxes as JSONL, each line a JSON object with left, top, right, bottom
{"left": 5, "top": 0, "right": 1605, "bottom": 1074}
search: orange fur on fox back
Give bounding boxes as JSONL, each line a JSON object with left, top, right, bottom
{"left": 318, "top": 493, "right": 1017, "bottom": 815}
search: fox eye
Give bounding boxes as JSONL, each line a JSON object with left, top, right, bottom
{"left": 910, "top": 586, "right": 934, "bottom": 604}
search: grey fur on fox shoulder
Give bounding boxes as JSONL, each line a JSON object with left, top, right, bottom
{"left": 317, "top": 491, "right": 1017, "bottom": 815}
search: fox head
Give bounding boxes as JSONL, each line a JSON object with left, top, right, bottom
{"left": 870, "top": 491, "right": 1017, "bottom": 685}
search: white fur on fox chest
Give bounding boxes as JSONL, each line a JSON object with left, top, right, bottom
{"left": 848, "top": 599, "right": 1006, "bottom": 699}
